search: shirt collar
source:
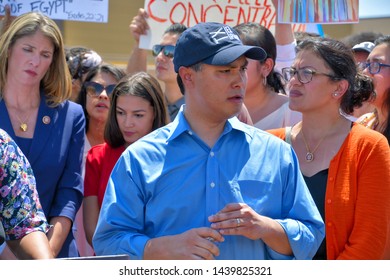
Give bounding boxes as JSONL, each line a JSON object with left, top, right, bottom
{"left": 166, "top": 105, "right": 254, "bottom": 142}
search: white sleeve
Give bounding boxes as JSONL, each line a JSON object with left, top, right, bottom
{"left": 275, "top": 40, "right": 297, "bottom": 73}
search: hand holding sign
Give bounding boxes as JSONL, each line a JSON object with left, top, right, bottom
{"left": 129, "top": 8, "right": 150, "bottom": 45}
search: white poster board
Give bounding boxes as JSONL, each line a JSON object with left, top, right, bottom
{"left": 0, "top": 0, "right": 109, "bottom": 23}
{"left": 140, "top": 0, "right": 309, "bottom": 50}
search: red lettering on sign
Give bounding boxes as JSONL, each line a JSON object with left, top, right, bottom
{"left": 148, "top": 0, "right": 167, "bottom": 23}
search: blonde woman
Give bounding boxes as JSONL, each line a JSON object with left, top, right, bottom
{"left": 0, "top": 12, "right": 85, "bottom": 258}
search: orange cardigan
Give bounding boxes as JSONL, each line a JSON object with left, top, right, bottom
{"left": 268, "top": 123, "right": 390, "bottom": 259}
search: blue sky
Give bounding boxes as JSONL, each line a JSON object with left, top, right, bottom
{"left": 359, "top": 0, "right": 390, "bottom": 18}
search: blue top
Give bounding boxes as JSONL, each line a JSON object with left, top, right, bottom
{"left": 0, "top": 93, "right": 85, "bottom": 258}
{"left": 93, "top": 107, "right": 324, "bottom": 260}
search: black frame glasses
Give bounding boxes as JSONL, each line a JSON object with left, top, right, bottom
{"left": 358, "top": 61, "right": 390, "bottom": 74}
{"left": 85, "top": 81, "right": 116, "bottom": 97}
{"left": 152, "top": 44, "right": 175, "bottom": 58}
{"left": 281, "top": 67, "right": 337, "bottom": 84}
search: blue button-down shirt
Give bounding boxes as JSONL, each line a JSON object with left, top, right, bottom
{"left": 93, "top": 107, "right": 324, "bottom": 260}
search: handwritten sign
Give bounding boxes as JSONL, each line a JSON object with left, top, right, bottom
{"left": 0, "top": 0, "right": 109, "bottom": 23}
{"left": 140, "top": 0, "right": 308, "bottom": 50}
{"left": 278, "top": 0, "right": 359, "bottom": 24}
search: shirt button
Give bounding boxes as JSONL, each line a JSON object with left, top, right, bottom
{"left": 210, "top": 182, "right": 215, "bottom": 188}
{"left": 327, "top": 222, "right": 332, "bottom": 227}
{"left": 210, "top": 152, "right": 215, "bottom": 157}
{"left": 188, "top": 130, "right": 193, "bottom": 135}
{"left": 329, "top": 177, "right": 334, "bottom": 181}
{"left": 327, "top": 199, "right": 332, "bottom": 204}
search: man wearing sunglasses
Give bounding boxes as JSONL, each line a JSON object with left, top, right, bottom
{"left": 93, "top": 22, "right": 324, "bottom": 260}
{"left": 127, "top": 8, "right": 187, "bottom": 121}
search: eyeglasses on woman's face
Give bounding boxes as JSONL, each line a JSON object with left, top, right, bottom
{"left": 281, "top": 67, "right": 337, "bottom": 84}
{"left": 358, "top": 61, "right": 390, "bottom": 74}
{"left": 85, "top": 81, "right": 116, "bottom": 97}
{"left": 152, "top": 44, "right": 175, "bottom": 58}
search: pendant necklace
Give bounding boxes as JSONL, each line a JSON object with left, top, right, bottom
{"left": 15, "top": 113, "right": 31, "bottom": 132}
{"left": 300, "top": 127, "right": 328, "bottom": 162}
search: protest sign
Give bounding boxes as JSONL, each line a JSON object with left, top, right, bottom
{"left": 0, "top": 0, "right": 109, "bottom": 23}
{"left": 277, "top": 0, "right": 359, "bottom": 24}
{"left": 139, "top": 0, "right": 309, "bottom": 49}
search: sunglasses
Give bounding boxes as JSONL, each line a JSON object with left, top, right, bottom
{"left": 152, "top": 44, "right": 175, "bottom": 58}
{"left": 85, "top": 81, "right": 116, "bottom": 97}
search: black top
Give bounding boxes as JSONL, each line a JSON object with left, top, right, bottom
{"left": 304, "top": 169, "right": 328, "bottom": 260}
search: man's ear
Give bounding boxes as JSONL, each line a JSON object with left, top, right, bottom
{"left": 179, "top": 66, "right": 192, "bottom": 81}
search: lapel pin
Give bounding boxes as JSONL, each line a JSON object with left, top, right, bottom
{"left": 42, "top": 116, "right": 51, "bottom": 125}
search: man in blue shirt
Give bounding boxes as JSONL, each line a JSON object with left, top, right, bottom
{"left": 93, "top": 22, "right": 324, "bottom": 260}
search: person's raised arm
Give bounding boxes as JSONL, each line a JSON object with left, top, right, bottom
{"left": 126, "top": 8, "right": 149, "bottom": 75}
{"left": 0, "top": 5, "right": 15, "bottom": 35}
{"left": 272, "top": 0, "right": 296, "bottom": 71}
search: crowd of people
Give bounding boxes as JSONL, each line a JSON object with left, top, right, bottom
{"left": 0, "top": 2, "right": 389, "bottom": 261}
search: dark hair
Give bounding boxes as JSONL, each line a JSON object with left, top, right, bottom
{"left": 105, "top": 72, "right": 169, "bottom": 148}
{"left": 296, "top": 37, "right": 375, "bottom": 115}
{"left": 176, "top": 62, "right": 202, "bottom": 95}
{"left": 341, "top": 31, "right": 384, "bottom": 49}
{"left": 164, "top": 23, "right": 187, "bottom": 35}
{"left": 233, "top": 22, "right": 285, "bottom": 94}
{"left": 65, "top": 46, "right": 102, "bottom": 80}
{"left": 294, "top": 31, "right": 322, "bottom": 44}
{"left": 77, "top": 64, "right": 126, "bottom": 131}
{"left": 372, "top": 35, "right": 390, "bottom": 142}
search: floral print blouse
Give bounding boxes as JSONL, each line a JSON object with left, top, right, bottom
{"left": 0, "top": 129, "right": 50, "bottom": 241}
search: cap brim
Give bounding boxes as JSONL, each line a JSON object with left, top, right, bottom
{"left": 203, "top": 45, "right": 266, "bottom": 66}
{"left": 352, "top": 47, "right": 371, "bottom": 53}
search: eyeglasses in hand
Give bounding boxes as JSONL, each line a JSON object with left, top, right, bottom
{"left": 152, "top": 44, "right": 175, "bottom": 58}
{"left": 85, "top": 81, "right": 116, "bottom": 97}
{"left": 281, "top": 67, "right": 337, "bottom": 84}
{"left": 357, "top": 61, "right": 390, "bottom": 74}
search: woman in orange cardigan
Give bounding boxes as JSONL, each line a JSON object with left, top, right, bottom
{"left": 268, "top": 37, "right": 390, "bottom": 259}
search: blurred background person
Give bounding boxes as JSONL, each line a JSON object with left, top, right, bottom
{"left": 66, "top": 46, "right": 103, "bottom": 102}
{"left": 234, "top": 22, "right": 301, "bottom": 130}
{"left": 358, "top": 35, "right": 390, "bottom": 144}
{"left": 74, "top": 63, "right": 125, "bottom": 256}
{"left": 348, "top": 41, "right": 376, "bottom": 120}
{"left": 127, "top": 8, "right": 186, "bottom": 121}
{"left": 77, "top": 64, "right": 126, "bottom": 156}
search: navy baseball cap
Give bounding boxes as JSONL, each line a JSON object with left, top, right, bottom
{"left": 173, "top": 22, "right": 267, "bottom": 72}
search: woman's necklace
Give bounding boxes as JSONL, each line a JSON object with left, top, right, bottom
{"left": 300, "top": 127, "right": 328, "bottom": 162}
{"left": 15, "top": 112, "right": 31, "bottom": 132}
